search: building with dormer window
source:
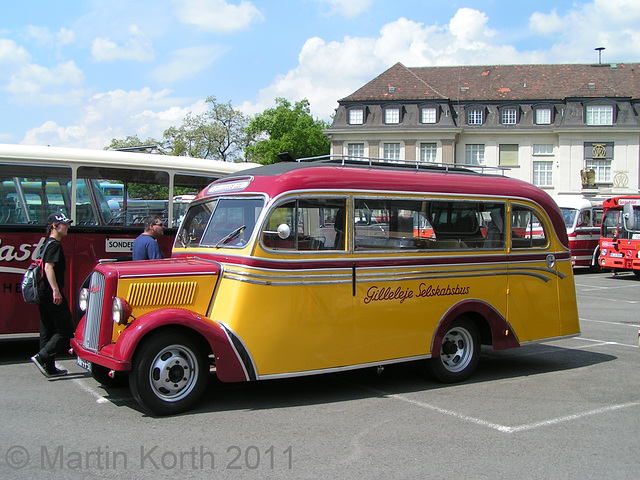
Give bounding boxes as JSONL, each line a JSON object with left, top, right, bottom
{"left": 326, "top": 62, "right": 640, "bottom": 197}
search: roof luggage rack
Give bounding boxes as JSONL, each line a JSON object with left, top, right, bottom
{"left": 285, "top": 154, "right": 510, "bottom": 176}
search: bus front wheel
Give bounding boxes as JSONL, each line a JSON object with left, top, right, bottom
{"left": 426, "top": 318, "right": 480, "bottom": 383}
{"left": 129, "top": 332, "right": 209, "bottom": 416}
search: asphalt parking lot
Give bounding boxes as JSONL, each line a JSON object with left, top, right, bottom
{"left": 1, "top": 269, "right": 639, "bottom": 480}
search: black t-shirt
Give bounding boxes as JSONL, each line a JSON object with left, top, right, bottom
{"left": 41, "top": 238, "right": 66, "bottom": 290}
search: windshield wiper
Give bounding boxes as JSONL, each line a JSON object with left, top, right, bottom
{"left": 215, "top": 225, "right": 246, "bottom": 248}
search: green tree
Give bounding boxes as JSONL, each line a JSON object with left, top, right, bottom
{"left": 162, "top": 96, "right": 250, "bottom": 162}
{"left": 245, "top": 98, "right": 330, "bottom": 164}
{"left": 105, "top": 135, "right": 163, "bottom": 153}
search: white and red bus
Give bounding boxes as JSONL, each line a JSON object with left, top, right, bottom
{"left": 599, "top": 195, "right": 640, "bottom": 275}
{"left": 0, "top": 143, "right": 255, "bottom": 336}
{"left": 553, "top": 195, "right": 603, "bottom": 269}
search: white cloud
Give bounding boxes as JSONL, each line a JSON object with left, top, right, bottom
{"left": 448, "top": 8, "right": 496, "bottom": 45}
{"left": 174, "top": 0, "right": 264, "bottom": 34}
{"left": 25, "top": 26, "right": 75, "bottom": 47}
{"left": 21, "top": 88, "right": 206, "bottom": 149}
{"left": 0, "top": 38, "right": 31, "bottom": 65}
{"left": 91, "top": 25, "right": 154, "bottom": 62}
{"left": 527, "top": 0, "right": 640, "bottom": 62}
{"left": 150, "top": 45, "right": 228, "bottom": 83}
{"left": 314, "top": 0, "right": 372, "bottom": 18}
{"left": 6, "top": 60, "right": 86, "bottom": 105}
{"left": 529, "top": 10, "right": 563, "bottom": 36}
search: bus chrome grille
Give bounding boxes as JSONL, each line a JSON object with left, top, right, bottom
{"left": 126, "top": 281, "right": 197, "bottom": 307}
{"left": 82, "top": 271, "right": 105, "bottom": 352}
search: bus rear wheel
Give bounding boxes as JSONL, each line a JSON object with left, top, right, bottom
{"left": 129, "top": 332, "right": 209, "bottom": 416}
{"left": 426, "top": 317, "right": 480, "bottom": 383}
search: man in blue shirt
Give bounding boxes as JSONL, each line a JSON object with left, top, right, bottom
{"left": 132, "top": 216, "right": 165, "bottom": 260}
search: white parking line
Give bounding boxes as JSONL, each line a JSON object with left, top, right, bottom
{"left": 359, "top": 384, "right": 640, "bottom": 434}
{"left": 72, "top": 378, "right": 129, "bottom": 404}
{"left": 573, "top": 337, "right": 639, "bottom": 349}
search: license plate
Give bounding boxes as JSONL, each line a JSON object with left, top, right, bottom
{"left": 76, "top": 357, "right": 92, "bottom": 372}
{"left": 610, "top": 253, "right": 624, "bottom": 258}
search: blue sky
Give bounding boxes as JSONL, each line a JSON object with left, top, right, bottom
{"left": 1, "top": 0, "right": 639, "bottom": 150}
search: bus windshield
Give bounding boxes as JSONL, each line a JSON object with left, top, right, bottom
{"left": 561, "top": 208, "right": 578, "bottom": 229}
{"left": 176, "top": 197, "right": 264, "bottom": 248}
{"left": 602, "top": 206, "right": 640, "bottom": 238}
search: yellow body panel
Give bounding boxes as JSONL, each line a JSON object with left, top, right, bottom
{"left": 112, "top": 274, "right": 218, "bottom": 341}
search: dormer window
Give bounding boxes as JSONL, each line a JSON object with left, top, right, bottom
{"left": 421, "top": 107, "right": 437, "bottom": 124}
{"left": 467, "top": 107, "right": 484, "bottom": 125}
{"left": 349, "top": 108, "right": 364, "bottom": 125}
{"left": 585, "top": 104, "right": 614, "bottom": 125}
{"left": 384, "top": 107, "right": 401, "bottom": 124}
{"left": 535, "top": 108, "right": 552, "bottom": 125}
{"left": 500, "top": 107, "right": 518, "bottom": 125}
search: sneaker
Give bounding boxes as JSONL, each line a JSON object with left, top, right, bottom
{"left": 46, "top": 366, "right": 68, "bottom": 378}
{"left": 31, "top": 354, "right": 51, "bottom": 378}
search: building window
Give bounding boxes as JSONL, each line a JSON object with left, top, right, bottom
{"left": 535, "top": 108, "right": 552, "bottom": 125}
{"left": 499, "top": 144, "right": 519, "bottom": 166}
{"left": 385, "top": 108, "right": 400, "bottom": 124}
{"left": 586, "top": 105, "right": 613, "bottom": 125}
{"left": 533, "top": 144, "right": 554, "bottom": 155}
{"left": 468, "top": 108, "right": 483, "bottom": 125}
{"left": 585, "top": 159, "right": 611, "bottom": 182}
{"left": 347, "top": 143, "right": 365, "bottom": 158}
{"left": 533, "top": 161, "right": 553, "bottom": 187}
{"left": 419, "top": 143, "right": 437, "bottom": 163}
{"left": 383, "top": 143, "right": 401, "bottom": 161}
{"left": 464, "top": 144, "right": 485, "bottom": 165}
{"left": 501, "top": 108, "right": 517, "bottom": 125}
{"left": 421, "top": 107, "right": 437, "bottom": 124}
{"left": 349, "top": 109, "right": 364, "bottom": 125}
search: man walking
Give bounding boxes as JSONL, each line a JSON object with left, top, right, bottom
{"left": 132, "top": 215, "right": 165, "bottom": 260}
{"left": 31, "top": 212, "right": 75, "bottom": 378}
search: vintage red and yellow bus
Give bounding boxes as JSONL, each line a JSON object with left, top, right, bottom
{"left": 71, "top": 157, "right": 580, "bottom": 415}
{"left": 599, "top": 195, "right": 640, "bottom": 274}
{"left": 0, "top": 143, "right": 254, "bottom": 336}
{"left": 553, "top": 195, "right": 603, "bottom": 269}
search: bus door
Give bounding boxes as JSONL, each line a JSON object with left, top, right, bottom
{"left": 508, "top": 203, "right": 560, "bottom": 342}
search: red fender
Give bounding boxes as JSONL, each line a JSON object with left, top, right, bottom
{"left": 430, "top": 300, "right": 520, "bottom": 356}
{"left": 73, "top": 309, "right": 250, "bottom": 383}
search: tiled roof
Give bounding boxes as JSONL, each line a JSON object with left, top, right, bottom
{"left": 340, "top": 62, "right": 640, "bottom": 102}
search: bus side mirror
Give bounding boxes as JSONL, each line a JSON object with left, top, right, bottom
{"left": 623, "top": 203, "right": 635, "bottom": 231}
{"left": 277, "top": 224, "right": 291, "bottom": 239}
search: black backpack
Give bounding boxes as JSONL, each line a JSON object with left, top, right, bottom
{"left": 22, "top": 241, "right": 53, "bottom": 305}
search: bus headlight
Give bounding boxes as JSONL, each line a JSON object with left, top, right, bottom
{"left": 112, "top": 297, "right": 133, "bottom": 325}
{"left": 78, "top": 288, "right": 89, "bottom": 312}
{"left": 601, "top": 249, "right": 607, "bottom": 257}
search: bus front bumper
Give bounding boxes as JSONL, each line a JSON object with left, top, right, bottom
{"left": 70, "top": 338, "right": 132, "bottom": 372}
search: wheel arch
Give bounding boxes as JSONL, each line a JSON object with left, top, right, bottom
{"left": 430, "top": 299, "right": 520, "bottom": 357}
{"left": 114, "top": 309, "right": 250, "bottom": 382}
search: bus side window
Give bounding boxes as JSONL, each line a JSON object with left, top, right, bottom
{"left": 262, "top": 199, "right": 346, "bottom": 251}
{"left": 511, "top": 206, "right": 548, "bottom": 249}
{"left": 577, "top": 210, "right": 590, "bottom": 227}
{"left": 483, "top": 204, "right": 506, "bottom": 249}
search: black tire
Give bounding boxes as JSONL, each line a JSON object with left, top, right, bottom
{"left": 129, "top": 332, "right": 209, "bottom": 415}
{"left": 426, "top": 317, "right": 480, "bottom": 383}
{"left": 91, "top": 363, "right": 129, "bottom": 388}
